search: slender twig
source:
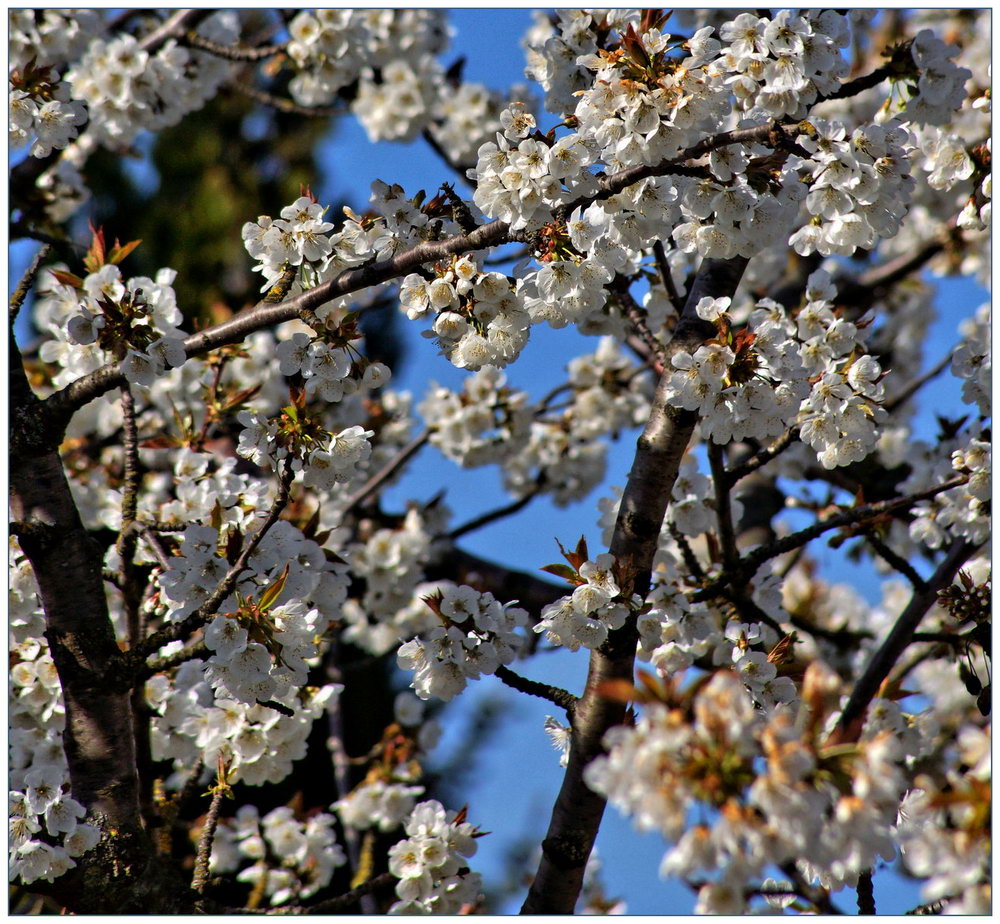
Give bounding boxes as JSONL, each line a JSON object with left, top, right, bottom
{"left": 448, "top": 484, "right": 543, "bottom": 541}
{"left": 228, "top": 80, "right": 341, "bottom": 118}
{"left": 787, "top": 612, "right": 872, "bottom": 649}
{"left": 886, "top": 643, "right": 950, "bottom": 691}
{"left": 137, "top": 641, "right": 210, "bottom": 682}
{"left": 695, "top": 475, "right": 969, "bottom": 600}
{"left": 720, "top": 589, "right": 785, "bottom": 636}
{"left": 192, "top": 781, "right": 229, "bottom": 894}
{"left": 708, "top": 443, "right": 739, "bottom": 571}
{"left": 182, "top": 31, "right": 286, "bottom": 61}
{"left": 667, "top": 520, "right": 704, "bottom": 581}
{"left": 865, "top": 532, "right": 928, "bottom": 591}
{"left": 103, "top": 462, "right": 296, "bottom": 689}
{"left": 883, "top": 352, "right": 953, "bottom": 414}
{"left": 140, "top": 519, "right": 187, "bottom": 533}
{"left": 117, "top": 385, "right": 141, "bottom": 556}
{"left": 725, "top": 428, "right": 799, "bottom": 485}
{"left": 9, "top": 244, "right": 50, "bottom": 324}
{"left": 832, "top": 538, "right": 979, "bottom": 741}
{"left": 137, "top": 524, "right": 173, "bottom": 572}
{"left": 494, "top": 665, "right": 577, "bottom": 716}
{"left": 652, "top": 240, "right": 683, "bottom": 312}
{"left": 324, "top": 641, "right": 371, "bottom": 912}
{"left": 343, "top": 431, "right": 430, "bottom": 511}
{"left": 140, "top": 9, "right": 211, "bottom": 53}
{"left": 910, "top": 631, "right": 966, "bottom": 645}
{"left": 819, "top": 58, "right": 898, "bottom": 104}
{"left": 9, "top": 223, "right": 81, "bottom": 255}
{"left": 616, "top": 284, "right": 665, "bottom": 363}
{"left": 421, "top": 127, "right": 475, "bottom": 186}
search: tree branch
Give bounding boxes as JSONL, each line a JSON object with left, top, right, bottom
{"left": 343, "top": 431, "right": 430, "bottom": 512}
{"left": 182, "top": 32, "right": 286, "bottom": 61}
{"left": 9, "top": 243, "right": 50, "bottom": 325}
{"left": 831, "top": 538, "right": 979, "bottom": 742}
{"left": 494, "top": 664, "right": 577, "bottom": 716}
{"left": 521, "top": 255, "right": 749, "bottom": 914}
{"left": 695, "top": 475, "right": 969, "bottom": 600}
{"left": 447, "top": 482, "right": 543, "bottom": 541}
{"left": 140, "top": 9, "right": 212, "bottom": 54}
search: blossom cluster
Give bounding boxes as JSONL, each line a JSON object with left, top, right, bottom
{"left": 906, "top": 429, "right": 991, "bottom": 549}
{"left": 400, "top": 254, "right": 530, "bottom": 369}
{"left": 585, "top": 667, "right": 912, "bottom": 913}
{"left": 535, "top": 552, "right": 635, "bottom": 651}
{"left": 387, "top": 800, "right": 483, "bottom": 913}
{"left": 341, "top": 509, "right": 439, "bottom": 656}
{"left": 397, "top": 583, "right": 529, "bottom": 701}
{"left": 210, "top": 803, "right": 346, "bottom": 906}
{"left": 9, "top": 82, "right": 87, "bottom": 157}
{"left": 37, "top": 263, "right": 187, "bottom": 389}
{"left": 895, "top": 725, "right": 990, "bottom": 914}
{"left": 419, "top": 339, "right": 648, "bottom": 508}
{"left": 790, "top": 119, "right": 915, "bottom": 257}
{"left": 64, "top": 12, "right": 238, "bottom": 148}
{"left": 147, "top": 670, "right": 341, "bottom": 788}
{"left": 660, "top": 276, "right": 891, "bottom": 469}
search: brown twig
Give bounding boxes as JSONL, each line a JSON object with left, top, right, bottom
{"left": 182, "top": 31, "right": 286, "bottom": 61}
{"left": 140, "top": 9, "right": 212, "bottom": 53}
{"left": 652, "top": 239, "right": 683, "bottom": 313}
{"left": 695, "top": 475, "right": 969, "bottom": 600}
{"left": 343, "top": 431, "right": 430, "bottom": 512}
{"left": 192, "top": 780, "right": 228, "bottom": 894}
{"left": 228, "top": 80, "right": 341, "bottom": 118}
{"left": 494, "top": 664, "right": 577, "bottom": 716}
{"left": 832, "top": 538, "right": 979, "bottom": 741}
{"left": 9, "top": 244, "right": 50, "bottom": 324}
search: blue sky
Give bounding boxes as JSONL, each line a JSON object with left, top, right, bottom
{"left": 9, "top": 10, "right": 984, "bottom": 914}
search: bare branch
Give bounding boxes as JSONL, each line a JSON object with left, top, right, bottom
{"left": 228, "top": 80, "right": 341, "bottom": 117}
{"left": 831, "top": 538, "right": 979, "bottom": 741}
{"left": 9, "top": 244, "right": 50, "bottom": 324}
{"left": 140, "top": 9, "right": 212, "bottom": 53}
{"left": 343, "top": 431, "right": 430, "bottom": 512}
{"left": 192, "top": 780, "right": 228, "bottom": 894}
{"left": 696, "top": 475, "right": 970, "bottom": 600}
{"left": 448, "top": 482, "right": 544, "bottom": 541}
{"left": 494, "top": 664, "right": 577, "bottom": 716}
{"left": 652, "top": 240, "right": 683, "bottom": 313}
{"left": 182, "top": 32, "right": 286, "bottom": 61}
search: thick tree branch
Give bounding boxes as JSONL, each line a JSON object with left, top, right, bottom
{"left": 9, "top": 328, "right": 156, "bottom": 909}
{"left": 521, "top": 255, "right": 749, "bottom": 914}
